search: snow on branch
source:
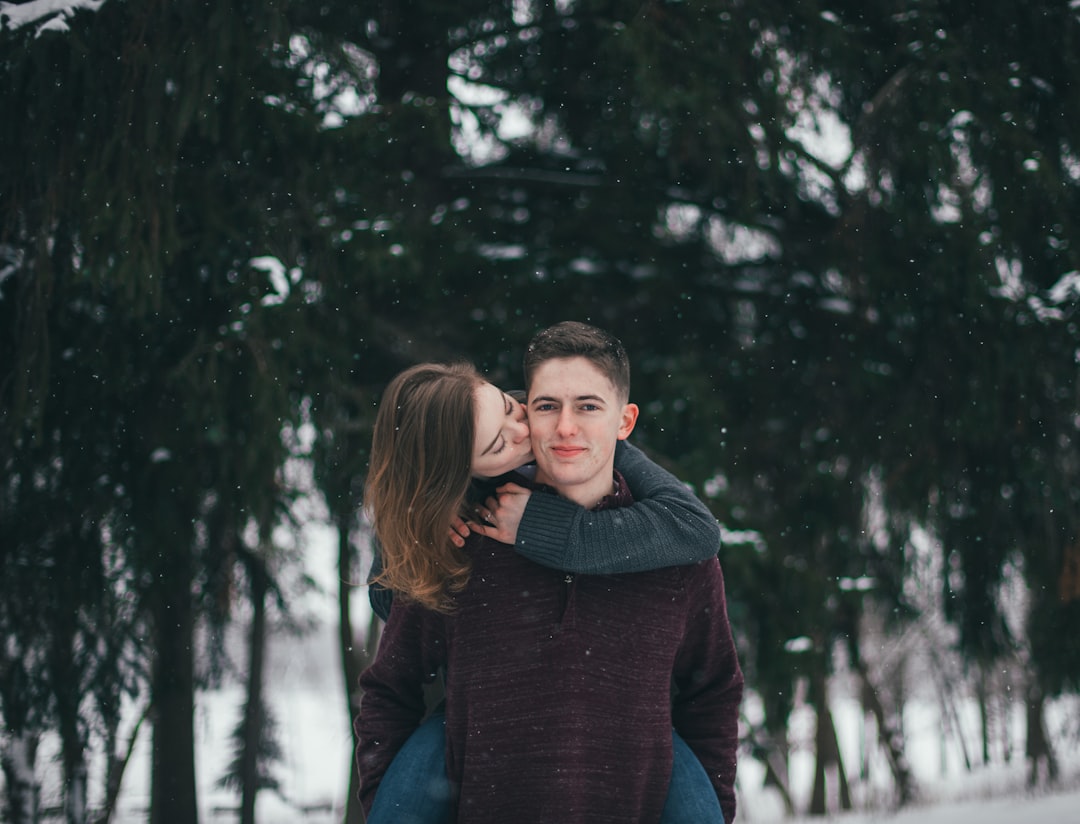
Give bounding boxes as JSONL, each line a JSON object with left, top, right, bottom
{"left": 0, "top": 0, "right": 108, "bottom": 36}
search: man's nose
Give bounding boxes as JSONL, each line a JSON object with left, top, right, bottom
{"left": 556, "top": 408, "right": 577, "bottom": 435}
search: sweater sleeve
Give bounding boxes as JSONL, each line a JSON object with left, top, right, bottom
{"left": 355, "top": 600, "right": 444, "bottom": 814}
{"left": 514, "top": 440, "right": 721, "bottom": 574}
{"left": 671, "top": 558, "right": 744, "bottom": 824}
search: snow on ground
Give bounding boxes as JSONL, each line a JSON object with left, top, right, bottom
{"left": 23, "top": 522, "right": 1080, "bottom": 822}
{"left": 88, "top": 619, "right": 1079, "bottom": 823}
{"left": 26, "top": 615, "right": 1080, "bottom": 823}
{"left": 777, "top": 790, "right": 1080, "bottom": 824}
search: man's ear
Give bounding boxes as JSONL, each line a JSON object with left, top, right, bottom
{"left": 617, "top": 403, "right": 639, "bottom": 440}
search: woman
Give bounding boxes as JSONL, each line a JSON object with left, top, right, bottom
{"left": 365, "top": 362, "right": 535, "bottom": 614}
{"left": 362, "top": 361, "right": 727, "bottom": 822}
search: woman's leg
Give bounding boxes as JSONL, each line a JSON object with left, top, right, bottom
{"left": 660, "top": 729, "right": 725, "bottom": 824}
{"left": 366, "top": 712, "right": 453, "bottom": 824}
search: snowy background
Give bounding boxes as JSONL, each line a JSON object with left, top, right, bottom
{"left": 21, "top": 517, "right": 1080, "bottom": 823}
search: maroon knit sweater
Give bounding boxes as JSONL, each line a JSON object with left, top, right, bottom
{"left": 357, "top": 473, "right": 743, "bottom": 823}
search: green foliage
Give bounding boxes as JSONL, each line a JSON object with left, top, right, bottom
{"left": 3, "top": 0, "right": 1080, "bottom": 816}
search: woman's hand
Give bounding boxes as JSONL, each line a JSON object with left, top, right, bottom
{"left": 468, "top": 483, "right": 532, "bottom": 546}
{"left": 448, "top": 515, "right": 472, "bottom": 548}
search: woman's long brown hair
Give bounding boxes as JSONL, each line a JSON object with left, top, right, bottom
{"left": 364, "top": 362, "right": 480, "bottom": 612}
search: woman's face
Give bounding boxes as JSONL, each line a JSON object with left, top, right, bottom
{"left": 472, "top": 381, "right": 533, "bottom": 478}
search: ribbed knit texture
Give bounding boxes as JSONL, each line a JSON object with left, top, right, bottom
{"left": 358, "top": 474, "right": 743, "bottom": 824}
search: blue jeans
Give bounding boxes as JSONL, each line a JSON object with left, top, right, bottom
{"left": 661, "top": 728, "right": 726, "bottom": 823}
{"left": 366, "top": 712, "right": 724, "bottom": 823}
{"left": 367, "top": 713, "right": 455, "bottom": 824}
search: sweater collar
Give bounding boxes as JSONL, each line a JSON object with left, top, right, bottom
{"left": 510, "top": 468, "right": 632, "bottom": 512}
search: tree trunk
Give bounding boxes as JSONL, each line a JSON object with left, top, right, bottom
{"left": 149, "top": 549, "right": 199, "bottom": 824}
{"left": 831, "top": 705, "right": 853, "bottom": 811}
{"left": 94, "top": 704, "right": 149, "bottom": 824}
{"left": 762, "top": 753, "right": 796, "bottom": 817}
{"left": 809, "top": 698, "right": 852, "bottom": 816}
{"left": 338, "top": 512, "right": 371, "bottom": 824}
{"left": 239, "top": 555, "right": 269, "bottom": 824}
{"left": 0, "top": 732, "right": 40, "bottom": 824}
{"left": 924, "top": 646, "right": 971, "bottom": 773}
{"left": 976, "top": 661, "right": 990, "bottom": 765}
{"left": 744, "top": 720, "right": 795, "bottom": 815}
{"left": 809, "top": 699, "right": 828, "bottom": 816}
{"left": 1025, "top": 681, "right": 1059, "bottom": 787}
{"left": 50, "top": 580, "right": 88, "bottom": 824}
{"left": 64, "top": 764, "right": 88, "bottom": 824}
{"left": 1000, "top": 682, "right": 1014, "bottom": 765}
{"left": 852, "top": 652, "right": 916, "bottom": 806}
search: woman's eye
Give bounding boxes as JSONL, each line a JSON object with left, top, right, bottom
{"left": 493, "top": 438, "right": 507, "bottom": 454}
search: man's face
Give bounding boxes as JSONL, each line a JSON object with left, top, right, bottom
{"left": 527, "top": 356, "right": 638, "bottom": 509}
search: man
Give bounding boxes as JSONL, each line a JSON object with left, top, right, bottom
{"left": 357, "top": 322, "right": 743, "bottom": 823}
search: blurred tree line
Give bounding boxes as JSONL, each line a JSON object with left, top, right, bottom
{"left": 2, "top": 0, "right": 1079, "bottom": 822}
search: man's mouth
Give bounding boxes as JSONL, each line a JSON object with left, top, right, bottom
{"left": 551, "top": 445, "right": 586, "bottom": 458}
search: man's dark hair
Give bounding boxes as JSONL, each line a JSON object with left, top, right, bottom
{"left": 523, "top": 321, "right": 630, "bottom": 400}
